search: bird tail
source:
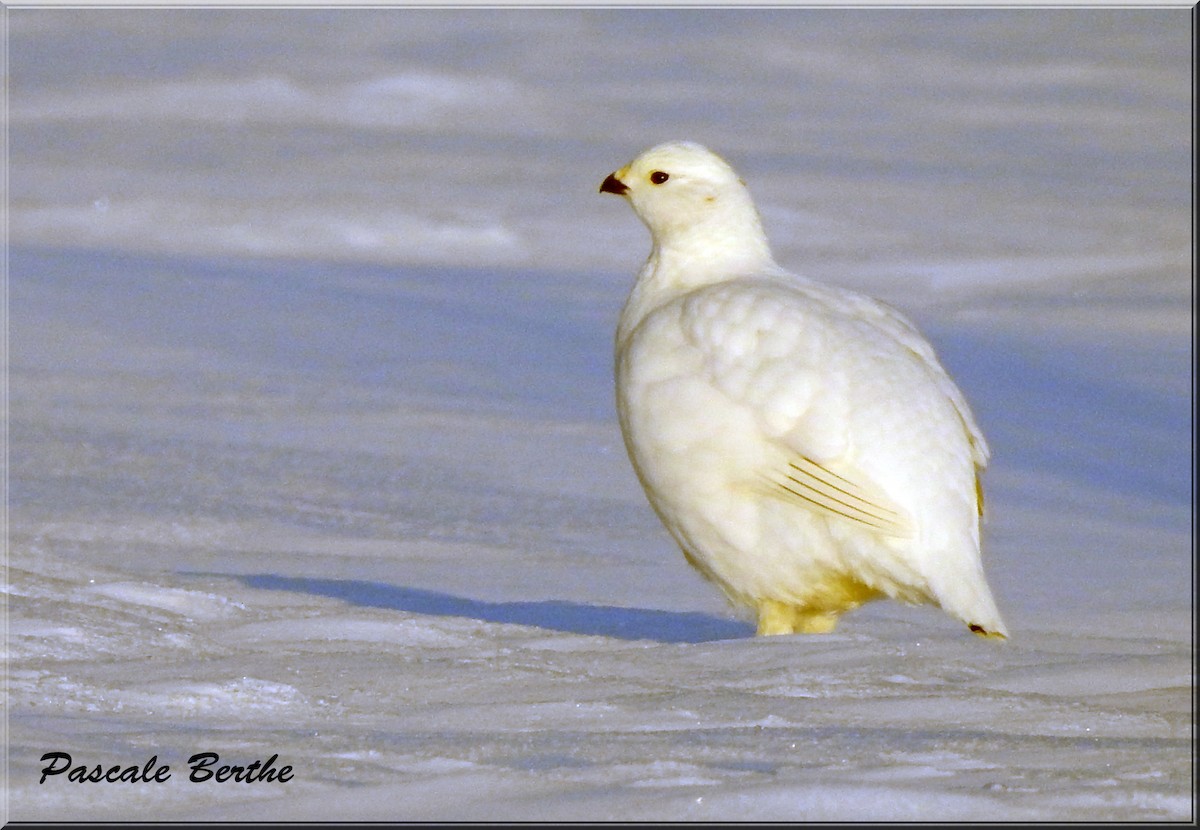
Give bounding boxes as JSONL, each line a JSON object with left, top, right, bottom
{"left": 929, "top": 552, "right": 1009, "bottom": 640}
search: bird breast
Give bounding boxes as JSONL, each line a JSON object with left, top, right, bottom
{"left": 615, "top": 274, "right": 979, "bottom": 549}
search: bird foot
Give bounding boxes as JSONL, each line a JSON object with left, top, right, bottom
{"left": 755, "top": 600, "right": 840, "bottom": 635}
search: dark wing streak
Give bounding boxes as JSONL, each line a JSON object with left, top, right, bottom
{"left": 773, "top": 480, "right": 890, "bottom": 531}
{"left": 779, "top": 471, "right": 904, "bottom": 530}
{"left": 790, "top": 457, "right": 904, "bottom": 521}
{"left": 796, "top": 456, "right": 857, "bottom": 489}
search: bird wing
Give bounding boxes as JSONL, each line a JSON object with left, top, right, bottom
{"left": 679, "top": 276, "right": 973, "bottom": 538}
{"left": 827, "top": 288, "right": 990, "bottom": 518}
{"left": 768, "top": 452, "right": 915, "bottom": 537}
{"left": 832, "top": 288, "right": 990, "bottom": 469}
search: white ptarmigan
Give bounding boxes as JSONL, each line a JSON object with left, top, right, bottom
{"left": 599, "top": 141, "right": 1007, "bottom": 639}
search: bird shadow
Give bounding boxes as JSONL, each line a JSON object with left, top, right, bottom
{"left": 231, "top": 574, "right": 754, "bottom": 644}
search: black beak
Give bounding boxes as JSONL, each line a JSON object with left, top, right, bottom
{"left": 599, "top": 173, "right": 629, "bottom": 195}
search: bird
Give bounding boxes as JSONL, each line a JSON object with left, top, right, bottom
{"left": 599, "top": 141, "right": 1008, "bottom": 639}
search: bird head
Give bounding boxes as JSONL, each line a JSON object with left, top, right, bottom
{"left": 599, "top": 141, "right": 772, "bottom": 268}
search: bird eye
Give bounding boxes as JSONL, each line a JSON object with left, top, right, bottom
{"left": 649, "top": 171, "right": 669, "bottom": 185}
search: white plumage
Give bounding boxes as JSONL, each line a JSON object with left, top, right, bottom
{"left": 599, "top": 141, "right": 1007, "bottom": 639}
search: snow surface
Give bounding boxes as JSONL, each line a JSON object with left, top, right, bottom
{"left": 4, "top": 7, "right": 1193, "bottom": 822}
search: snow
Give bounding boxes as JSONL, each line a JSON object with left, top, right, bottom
{"left": 4, "top": 6, "right": 1193, "bottom": 823}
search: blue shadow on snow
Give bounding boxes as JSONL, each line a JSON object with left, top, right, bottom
{"left": 236, "top": 574, "right": 753, "bottom": 644}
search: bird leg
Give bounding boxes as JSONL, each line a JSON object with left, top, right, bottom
{"left": 755, "top": 599, "right": 840, "bottom": 635}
